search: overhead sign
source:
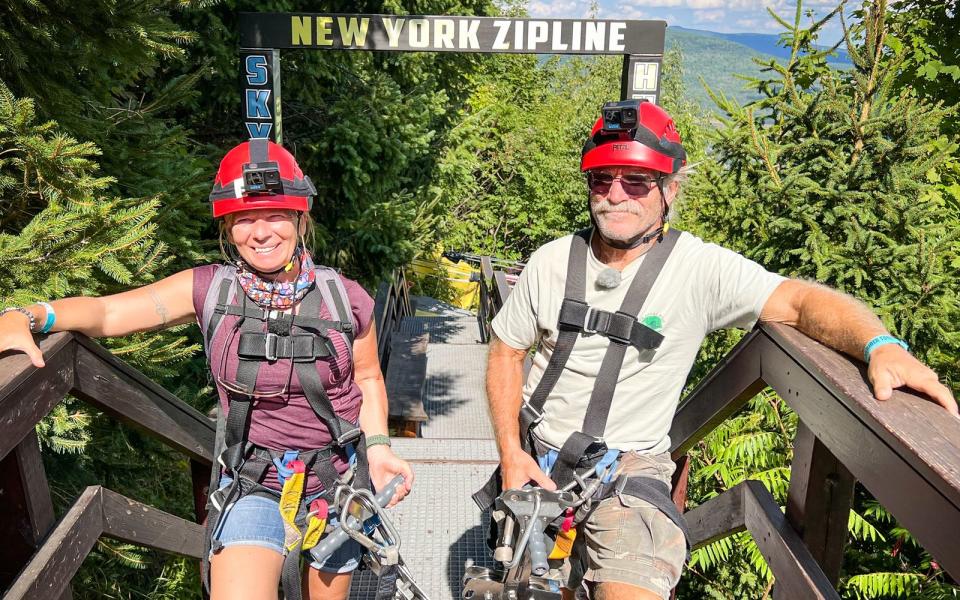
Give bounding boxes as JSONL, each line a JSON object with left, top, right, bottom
{"left": 239, "top": 13, "right": 666, "bottom": 55}
{"left": 240, "top": 49, "right": 282, "bottom": 142}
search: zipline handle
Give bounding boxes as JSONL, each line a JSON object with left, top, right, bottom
{"left": 310, "top": 475, "right": 404, "bottom": 563}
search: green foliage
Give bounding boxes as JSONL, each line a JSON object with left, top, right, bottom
{"left": 0, "top": 78, "right": 203, "bottom": 597}
{"left": 884, "top": 0, "right": 960, "bottom": 135}
{"left": 678, "top": 0, "right": 960, "bottom": 597}
{"left": 164, "top": 0, "right": 495, "bottom": 286}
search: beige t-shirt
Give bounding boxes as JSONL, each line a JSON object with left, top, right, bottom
{"left": 491, "top": 231, "right": 785, "bottom": 454}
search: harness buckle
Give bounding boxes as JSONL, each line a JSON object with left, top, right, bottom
{"left": 582, "top": 306, "right": 600, "bottom": 334}
{"left": 520, "top": 402, "right": 544, "bottom": 429}
{"left": 337, "top": 427, "right": 362, "bottom": 447}
{"left": 582, "top": 307, "right": 613, "bottom": 335}
{"left": 264, "top": 332, "right": 279, "bottom": 362}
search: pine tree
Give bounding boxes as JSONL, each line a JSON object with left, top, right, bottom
{"left": 678, "top": 1, "right": 960, "bottom": 597}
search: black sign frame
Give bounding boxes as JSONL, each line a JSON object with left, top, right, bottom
{"left": 238, "top": 13, "right": 666, "bottom": 142}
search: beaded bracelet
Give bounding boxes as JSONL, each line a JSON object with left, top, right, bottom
{"left": 1, "top": 307, "right": 37, "bottom": 332}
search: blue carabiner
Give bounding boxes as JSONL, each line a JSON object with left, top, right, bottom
{"left": 274, "top": 449, "right": 301, "bottom": 486}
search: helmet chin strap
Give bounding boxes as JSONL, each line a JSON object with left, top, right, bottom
{"left": 589, "top": 179, "right": 671, "bottom": 250}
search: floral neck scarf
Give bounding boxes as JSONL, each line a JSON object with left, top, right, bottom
{"left": 236, "top": 250, "right": 316, "bottom": 309}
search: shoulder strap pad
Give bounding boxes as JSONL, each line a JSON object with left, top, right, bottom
{"left": 314, "top": 267, "right": 357, "bottom": 348}
{"left": 200, "top": 264, "right": 238, "bottom": 359}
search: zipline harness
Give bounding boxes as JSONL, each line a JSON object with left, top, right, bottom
{"left": 467, "top": 227, "right": 691, "bottom": 600}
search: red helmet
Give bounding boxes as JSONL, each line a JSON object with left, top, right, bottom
{"left": 208, "top": 139, "right": 316, "bottom": 218}
{"left": 580, "top": 100, "right": 686, "bottom": 174}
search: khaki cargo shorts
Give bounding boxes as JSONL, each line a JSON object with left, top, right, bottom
{"left": 554, "top": 451, "right": 687, "bottom": 599}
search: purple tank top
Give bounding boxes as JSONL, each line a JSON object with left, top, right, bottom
{"left": 192, "top": 264, "right": 374, "bottom": 493}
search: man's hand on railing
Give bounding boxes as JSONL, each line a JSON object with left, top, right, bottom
{"left": 868, "top": 344, "right": 958, "bottom": 417}
{"left": 501, "top": 448, "right": 556, "bottom": 491}
{"left": 0, "top": 310, "right": 45, "bottom": 368}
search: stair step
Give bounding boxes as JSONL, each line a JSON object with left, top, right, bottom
{"left": 385, "top": 332, "right": 430, "bottom": 424}
{"left": 420, "top": 344, "right": 492, "bottom": 439}
{"left": 399, "top": 316, "right": 484, "bottom": 345}
{"left": 391, "top": 437, "right": 498, "bottom": 463}
{"left": 349, "top": 460, "right": 495, "bottom": 600}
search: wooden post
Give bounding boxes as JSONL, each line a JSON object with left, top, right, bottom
{"left": 0, "top": 431, "right": 72, "bottom": 598}
{"left": 784, "top": 421, "right": 855, "bottom": 586}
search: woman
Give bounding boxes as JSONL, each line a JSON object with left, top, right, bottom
{"left": 0, "top": 139, "right": 413, "bottom": 600}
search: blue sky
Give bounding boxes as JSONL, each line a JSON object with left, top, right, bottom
{"left": 525, "top": 0, "right": 849, "bottom": 44}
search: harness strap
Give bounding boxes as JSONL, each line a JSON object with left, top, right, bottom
{"left": 204, "top": 275, "right": 236, "bottom": 355}
{"left": 215, "top": 303, "right": 349, "bottom": 334}
{"left": 524, "top": 229, "right": 591, "bottom": 422}
{"left": 237, "top": 331, "right": 335, "bottom": 362}
{"left": 375, "top": 565, "right": 401, "bottom": 600}
{"left": 557, "top": 299, "right": 664, "bottom": 350}
{"left": 581, "top": 229, "right": 678, "bottom": 438}
{"left": 600, "top": 475, "right": 691, "bottom": 558}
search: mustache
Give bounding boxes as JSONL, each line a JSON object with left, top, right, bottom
{"left": 592, "top": 199, "right": 642, "bottom": 215}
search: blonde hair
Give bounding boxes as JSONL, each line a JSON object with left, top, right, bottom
{"left": 218, "top": 210, "right": 316, "bottom": 263}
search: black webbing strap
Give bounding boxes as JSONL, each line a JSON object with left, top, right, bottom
{"left": 580, "top": 228, "right": 679, "bottom": 438}
{"left": 550, "top": 229, "right": 678, "bottom": 487}
{"left": 205, "top": 277, "right": 234, "bottom": 352}
{"left": 216, "top": 303, "right": 348, "bottom": 336}
{"left": 600, "top": 474, "right": 691, "bottom": 558}
{"left": 557, "top": 300, "right": 664, "bottom": 351}
{"left": 294, "top": 286, "right": 362, "bottom": 448}
{"left": 549, "top": 431, "right": 604, "bottom": 489}
{"left": 523, "top": 228, "right": 592, "bottom": 431}
{"left": 237, "top": 332, "right": 334, "bottom": 362}
{"left": 325, "top": 278, "right": 353, "bottom": 339}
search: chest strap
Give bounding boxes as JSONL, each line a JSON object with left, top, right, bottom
{"left": 527, "top": 228, "right": 680, "bottom": 488}
{"left": 237, "top": 331, "right": 336, "bottom": 362}
{"left": 473, "top": 228, "right": 680, "bottom": 512}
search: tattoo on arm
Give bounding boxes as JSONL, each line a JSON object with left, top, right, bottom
{"left": 147, "top": 288, "right": 169, "bottom": 326}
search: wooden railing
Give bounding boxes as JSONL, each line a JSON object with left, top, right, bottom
{"left": 0, "top": 332, "right": 213, "bottom": 599}
{"left": 477, "top": 256, "right": 513, "bottom": 343}
{"left": 479, "top": 261, "right": 960, "bottom": 596}
{"left": 372, "top": 267, "right": 414, "bottom": 370}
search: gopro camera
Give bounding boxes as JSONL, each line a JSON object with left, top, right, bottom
{"left": 242, "top": 161, "right": 283, "bottom": 195}
{"left": 601, "top": 99, "right": 644, "bottom": 133}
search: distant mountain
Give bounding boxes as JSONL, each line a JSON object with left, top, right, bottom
{"left": 671, "top": 26, "right": 851, "bottom": 65}
{"left": 664, "top": 26, "right": 850, "bottom": 110}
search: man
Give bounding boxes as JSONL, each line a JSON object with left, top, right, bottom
{"left": 485, "top": 100, "right": 957, "bottom": 600}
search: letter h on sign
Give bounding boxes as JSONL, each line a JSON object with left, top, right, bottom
{"left": 241, "top": 49, "right": 282, "bottom": 143}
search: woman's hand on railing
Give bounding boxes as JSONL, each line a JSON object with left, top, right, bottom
{"left": 367, "top": 445, "right": 415, "bottom": 508}
{"left": 0, "top": 310, "right": 45, "bottom": 368}
{"left": 868, "top": 344, "right": 958, "bottom": 417}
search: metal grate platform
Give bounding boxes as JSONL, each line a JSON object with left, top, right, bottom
{"left": 391, "top": 437, "right": 499, "bottom": 463}
{"left": 420, "top": 344, "right": 492, "bottom": 440}
{"left": 399, "top": 316, "right": 484, "bottom": 345}
{"left": 349, "top": 462, "right": 496, "bottom": 600}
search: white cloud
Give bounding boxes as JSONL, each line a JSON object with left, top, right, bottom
{"left": 527, "top": 0, "right": 593, "bottom": 18}
{"left": 694, "top": 9, "right": 726, "bottom": 22}
{"left": 614, "top": 1, "right": 648, "bottom": 19}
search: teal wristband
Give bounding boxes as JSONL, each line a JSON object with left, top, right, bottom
{"left": 37, "top": 302, "right": 55, "bottom": 334}
{"left": 864, "top": 335, "right": 908, "bottom": 363}
{"left": 366, "top": 434, "right": 392, "bottom": 449}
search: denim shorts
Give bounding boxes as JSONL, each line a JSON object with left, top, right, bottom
{"left": 210, "top": 477, "right": 362, "bottom": 573}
